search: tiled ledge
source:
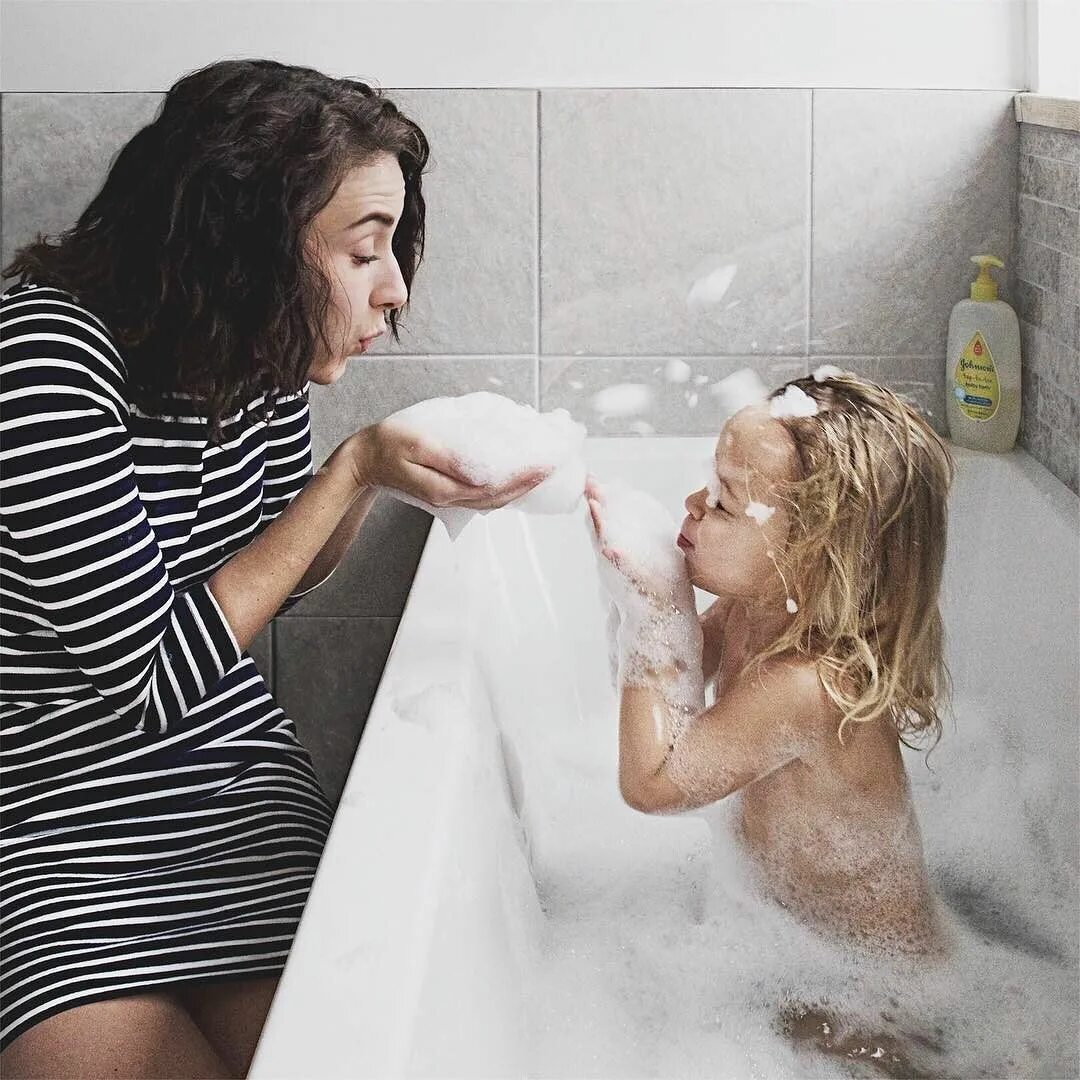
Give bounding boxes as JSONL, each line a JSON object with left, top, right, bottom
{"left": 1014, "top": 94, "right": 1080, "bottom": 133}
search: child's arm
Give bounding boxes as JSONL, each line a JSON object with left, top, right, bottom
{"left": 617, "top": 656, "right": 825, "bottom": 813}
{"left": 585, "top": 481, "right": 825, "bottom": 813}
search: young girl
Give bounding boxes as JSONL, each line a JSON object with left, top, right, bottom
{"left": 587, "top": 372, "right": 955, "bottom": 958}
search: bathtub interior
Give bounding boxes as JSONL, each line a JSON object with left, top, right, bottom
{"left": 252, "top": 440, "right": 1079, "bottom": 1079}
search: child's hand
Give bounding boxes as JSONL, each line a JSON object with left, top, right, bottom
{"left": 587, "top": 479, "right": 669, "bottom": 604}
{"left": 585, "top": 477, "right": 692, "bottom": 610}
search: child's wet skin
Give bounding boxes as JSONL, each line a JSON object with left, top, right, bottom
{"left": 680, "top": 404, "right": 801, "bottom": 640}
{"left": 667, "top": 402, "right": 944, "bottom": 954}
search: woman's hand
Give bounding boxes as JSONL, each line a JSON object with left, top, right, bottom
{"left": 346, "top": 419, "right": 550, "bottom": 510}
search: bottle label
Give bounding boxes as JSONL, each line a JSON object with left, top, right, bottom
{"left": 953, "top": 331, "right": 999, "bottom": 421}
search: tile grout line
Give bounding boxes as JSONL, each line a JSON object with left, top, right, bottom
{"left": 1018, "top": 192, "right": 1080, "bottom": 213}
{"left": 535, "top": 90, "right": 543, "bottom": 410}
{"left": 804, "top": 88, "right": 814, "bottom": 372}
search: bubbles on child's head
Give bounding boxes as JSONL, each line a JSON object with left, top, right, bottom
{"left": 812, "top": 364, "right": 846, "bottom": 383}
{"left": 769, "top": 384, "right": 819, "bottom": 419}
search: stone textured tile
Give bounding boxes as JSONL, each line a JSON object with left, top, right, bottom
{"left": 1038, "top": 375, "right": 1075, "bottom": 434}
{"left": 307, "top": 355, "right": 537, "bottom": 467}
{"left": 1017, "top": 241, "right": 1061, "bottom": 292}
{"left": 540, "top": 90, "right": 809, "bottom": 357}
{"left": 1047, "top": 426, "right": 1079, "bottom": 494}
{"left": 248, "top": 627, "right": 273, "bottom": 687}
{"left": 1014, "top": 278, "right": 1044, "bottom": 327}
{"left": 1043, "top": 291, "right": 1079, "bottom": 352}
{"left": 1019, "top": 154, "right": 1080, "bottom": 208}
{"left": 374, "top": 90, "right": 537, "bottom": 356}
{"left": 811, "top": 355, "right": 946, "bottom": 434}
{"left": 1018, "top": 416, "right": 1052, "bottom": 471}
{"left": 1047, "top": 341, "right": 1080, "bottom": 402}
{"left": 1, "top": 93, "right": 162, "bottom": 278}
{"left": 1018, "top": 196, "right": 1080, "bottom": 257}
{"left": 540, "top": 355, "right": 805, "bottom": 436}
{"left": 812, "top": 91, "right": 1017, "bottom": 357}
{"left": 1021, "top": 317, "right": 1080, "bottom": 401}
{"left": 1018, "top": 364, "right": 1042, "bottom": 446}
{"left": 283, "top": 494, "right": 430, "bottom": 618}
{"left": 1020, "top": 319, "right": 1049, "bottom": 380}
{"left": 276, "top": 616, "right": 399, "bottom": 806}
{"left": 1020, "top": 124, "right": 1080, "bottom": 167}
{"left": 1060, "top": 254, "right": 1080, "bottom": 300}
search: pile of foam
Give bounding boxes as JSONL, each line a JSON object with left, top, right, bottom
{"left": 382, "top": 392, "right": 587, "bottom": 537}
{"left": 589, "top": 479, "right": 704, "bottom": 713}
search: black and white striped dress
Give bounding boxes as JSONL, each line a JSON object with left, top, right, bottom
{"left": 0, "top": 284, "right": 334, "bottom": 1048}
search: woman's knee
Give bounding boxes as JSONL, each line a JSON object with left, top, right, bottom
{"left": 0, "top": 991, "right": 234, "bottom": 1080}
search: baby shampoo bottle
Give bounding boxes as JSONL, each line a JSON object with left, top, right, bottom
{"left": 945, "top": 254, "right": 1021, "bottom": 451}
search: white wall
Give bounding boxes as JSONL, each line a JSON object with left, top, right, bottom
{"left": 1031, "top": 0, "right": 1080, "bottom": 97}
{"left": 1, "top": 0, "right": 1029, "bottom": 92}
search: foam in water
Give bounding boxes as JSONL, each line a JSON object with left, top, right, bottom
{"left": 381, "top": 391, "right": 587, "bottom": 538}
{"left": 456, "top": 497, "right": 1078, "bottom": 1079}
{"left": 500, "top": 587, "right": 1078, "bottom": 1078}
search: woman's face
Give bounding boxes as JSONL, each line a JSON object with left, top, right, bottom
{"left": 678, "top": 405, "right": 799, "bottom": 603}
{"left": 305, "top": 152, "right": 409, "bottom": 384}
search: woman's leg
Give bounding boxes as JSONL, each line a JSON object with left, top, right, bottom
{"left": 0, "top": 991, "right": 234, "bottom": 1079}
{"left": 175, "top": 976, "right": 280, "bottom": 1079}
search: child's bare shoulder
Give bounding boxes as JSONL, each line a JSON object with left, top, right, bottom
{"left": 749, "top": 653, "right": 841, "bottom": 740}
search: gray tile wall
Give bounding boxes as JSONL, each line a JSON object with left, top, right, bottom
{"left": 3, "top": 88, "right": 1033, "bottom": 803}
{"left": 1015, "top": 123, "right": 1080, "bottom": 494}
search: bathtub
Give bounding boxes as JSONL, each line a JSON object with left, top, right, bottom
{"left": 251, "top": 439, "right": 1079, "bottom": 1079}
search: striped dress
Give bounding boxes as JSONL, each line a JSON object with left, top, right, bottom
{"left": 0, "top": 284, "right": 334, "bottom": 1049}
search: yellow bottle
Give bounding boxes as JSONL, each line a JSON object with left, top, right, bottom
{"left": 945, "top": 255, "right": 1021, "bottom": 452}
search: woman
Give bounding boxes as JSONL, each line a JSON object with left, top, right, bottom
{"left": 0, "top": 59, "right": 542, "bottom": 1078}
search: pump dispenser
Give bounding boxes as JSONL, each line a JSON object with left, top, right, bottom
{"left": 945, "top": 255, "right": 1021, "bottom": 451}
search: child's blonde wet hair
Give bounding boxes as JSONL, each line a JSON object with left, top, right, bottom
{"left": 748, "top": 372, "right": 955, "bottom": 747}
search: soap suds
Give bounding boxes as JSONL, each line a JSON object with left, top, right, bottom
{"left": 382, "top": 391, "right": 587, "bottom": 537}
{"left": 664, "top": 360, "right": 693, "bottom": 385}
{"left": 709, "top": 368, "right": 769, "bottom": 418}
{"left": 812, "top": 364, "right": 845, "bottom": 383}
{"left": 745, "top": 500, "right": 776, "bottom": 525}
{"left": 686, "top": 264, "right": 737, "bottom": 310}
{"left": 592, "top": 384, "right": 654, "bottom": 420}
{"left": 769, "top": 384, "right": 819, "bottom": 419}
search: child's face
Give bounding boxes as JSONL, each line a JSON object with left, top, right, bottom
{"left": 679, "top": 405, "right": 799, "bottom": 602}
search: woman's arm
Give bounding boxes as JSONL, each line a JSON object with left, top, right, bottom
{"left": 289, "top": 484, "right": 377, "bottom": 596}
{"left": 208, "top": 439, "right": 368, "bottom": 648}
{"left": 617, "top": 657, "right": 825, "bottom": 813}
{"left": 211, "top": 423, "right": 547, "bottom": 650}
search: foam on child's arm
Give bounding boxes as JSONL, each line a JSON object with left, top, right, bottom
{"left": 591, "top": 480, "right": 705, "bottom": 716}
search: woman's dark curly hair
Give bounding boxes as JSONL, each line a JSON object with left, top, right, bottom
{"left": 4, "top": 58, "right": 429, "bottom": 435}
